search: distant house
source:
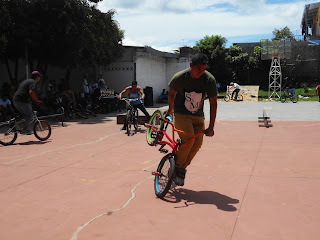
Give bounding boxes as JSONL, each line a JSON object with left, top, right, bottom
{"left": 301, "top": 2, "right": 320, "bottom": 44}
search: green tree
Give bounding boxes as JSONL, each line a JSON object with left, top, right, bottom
{"left": 193, "top": 35, "right": 229, "bottom": 87}
{"left": 272, "top": 26, "right": 294, "bottom": 41}
{"left": 1, "top": 0, "right": 124, "bottom": 86}
{"left": 0, "top": 4, "right": 11, "bottom": 54}
{"left": 225, "top": 45, "right": 250, "bottom": 83}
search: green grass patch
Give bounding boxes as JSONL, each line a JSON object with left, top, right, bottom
{"left": 218, "top": 87, "right": 319, "bottom": 101}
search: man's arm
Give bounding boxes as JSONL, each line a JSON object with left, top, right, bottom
{"left": 118, "top": 87, "right": 129, "bottom": 99}
{"left": 29, "top": 90, "right": 41, "bottom": 105}
{"left": 138, "top": 87, "right": 145, "bottom": 100}
{"left": 205, "top": 95, "right": 217, "bottom": 137}
{"left": 165, "top": 88, "right": 176, "bottom": 117}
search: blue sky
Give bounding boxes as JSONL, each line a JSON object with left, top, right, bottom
{"left": 97, "top": 0, "right": 319, "bottom": 52}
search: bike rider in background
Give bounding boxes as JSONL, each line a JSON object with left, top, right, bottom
{"left": 13, "top": 71, "right": 41, "bottom": 135}
{"left": 165, "top": 53, "right": 218, "bottom": 186}
{"left": 118, "top": 80, "right": 150, "bottom": 130}
{"left": 230, "top": 82, "right": 241, "bottom": 100}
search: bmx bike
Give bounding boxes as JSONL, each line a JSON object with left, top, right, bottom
{"left": 120, "top": 98, "right": 140, "bottom": 136}
{"left": 145, "top": 110, "right": 203, "bottom": 199}
{"left": 280, "top": 88, "right": 298, "bottom": 103}
{"left": 0, "top": 111, "right": 52, "bottom": 146}
{"left": 224, "top": 91, "right": 244, "bottom": 102}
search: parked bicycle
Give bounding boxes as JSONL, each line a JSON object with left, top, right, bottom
{"left": 145, "top": 110, "right": 204, "bottom": 199}
{"left": 224, "top": 91, "right": 244, "bottom": 102}
{"left": 0, "top": 111, "right": 52, "bottom": 146}
{"left": 280, "top": 88, "right": 298, "bottom": 103}
{"left": 120, "top": 98, "right": 140, "bottom": 136}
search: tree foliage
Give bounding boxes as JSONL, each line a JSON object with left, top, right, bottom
{"left": 193, "top": 35, "right": 229, "bottom": 86}
{"left": 0, "top": 0, "right": 124, "bottom": 85}
{"left": 272, "top": 26, "right": 294, "bottom": 41}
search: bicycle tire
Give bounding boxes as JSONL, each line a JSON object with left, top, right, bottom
{"left": 33, "top": 121, "right": 51, "bottom": 141}
{"left": 146, "top": 110, "right": 164, "bottom": 146}
{"left": 224, "top": 94, "right": 231, "bottom": 102}
{"left": 0, "top": 123, "right": 18, "bottom": 146}
{"left": 133, "top": 109, "right": 139, "bottom": 131}
{"left": 280, "top": 95, "right": 286, "bottom": 103}
{"left": 291, "top": 95, "right": 298, "bottom": 103}
{"left": 126, "top": 110, "right": 132, "bottom": 136}
{"left": 237, "top": 94, "right": 243, "bottom": 101}
{"left": 154, "top": 153, "right": 175, "bottom": 199}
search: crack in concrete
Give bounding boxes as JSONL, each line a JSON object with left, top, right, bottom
{"left": 70, "top": 176, "right": 153, "bottom": 240}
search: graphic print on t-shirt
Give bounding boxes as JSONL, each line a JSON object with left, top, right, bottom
{"left": 185, "top": 91, "right": 202, "bottom": 114}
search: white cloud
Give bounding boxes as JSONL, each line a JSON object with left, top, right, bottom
{"left": 97, "top": 0, "right": 319, "bottom": 52}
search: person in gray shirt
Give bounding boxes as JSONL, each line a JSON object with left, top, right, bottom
{"left": 13, "top": 71, "right": 41, "bottom": 134}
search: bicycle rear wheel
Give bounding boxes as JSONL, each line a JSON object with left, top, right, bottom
{"left": 154, "top": 153, "right": 175, "bottom": 199}
{"left": 146, "top": 110, "right": 164, "bottom": 146}
{"left": 33, "top": 121, "right": 51, "bottom": 141}
{"left": 0, "top": 123, "right": 17, "bottom": 146}
{"left": 291, "top": 95, "right": 298, "bottom": 103}
{"left": 237, "top": 94, "right": 243, "bottom": 101}
{"left": 126, "top": 110, "right": 132, "bottom": 136}
{"left": 224, "top": 94, "right": 231, "bottom": 102}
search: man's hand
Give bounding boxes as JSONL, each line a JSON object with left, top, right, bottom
{"left": 36, "top": 100, "right": 41, "bottom": 105}
{"left": 204, "top": 127, "right": 214, "bottom": 137}
{"left": 164, "top": 109, "right": 172, "bottom": 118}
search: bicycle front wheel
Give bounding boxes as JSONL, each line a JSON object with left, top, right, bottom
{"left": 133, "top": 109, "right": 139, "bottom": 131}
{"left": 33, "top": 121, "right": 51, "bottom": 141}
{"left": 146, "top": 110, "right": 164, "bottom": 146}
{"left": 126, "top": 110, "right": 132, "bottom": 136}
{"left": 154, "top": 153, "right": 175, "bottom": 199}
{"left": 0, "top": 123, "right": 17, "bottom": 146}
{"left": 280, "top": 95, "right": 286, "bottom": 103}
{"left": 291, "top": 95, "right": 298, "bottom": 103}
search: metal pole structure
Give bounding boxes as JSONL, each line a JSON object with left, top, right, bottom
{"left": 25, "top": 43, "right": 29, "bottom": 78}
{"left": 268, "top": 57, "right": 282, "bottom": 99}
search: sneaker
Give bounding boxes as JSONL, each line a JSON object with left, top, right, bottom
{"left": 120, "top": 126, "right": 126, "bottom": 130}
{"left": 173, "top": 168, "right": 186, "bottom": 186}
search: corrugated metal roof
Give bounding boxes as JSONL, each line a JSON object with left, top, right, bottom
{"left": 301, "top": 2, "right": 320, "bottom": 27}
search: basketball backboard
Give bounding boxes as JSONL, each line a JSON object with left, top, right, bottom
{"left": 261, "top": 39, "right": 291, "bottom": 60}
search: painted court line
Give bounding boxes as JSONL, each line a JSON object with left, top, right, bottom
{"left": 1, "top": 132, "right": 121, "bottom": 165}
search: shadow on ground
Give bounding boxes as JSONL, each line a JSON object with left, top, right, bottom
{"left": 163, "top": 187, "right": 239, "bottom": 211}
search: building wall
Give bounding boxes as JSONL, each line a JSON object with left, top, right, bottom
{"left": 136, "top": 51, "right": 168, "bottom": 100}
{"left": 314, "top": 7, "right": 320, "bottom": 36}
{"left": 0, "top": 46, "right": 195, "bottom": 101}
{"left": 100, "top": 62, "right": 135, "bottom": 94}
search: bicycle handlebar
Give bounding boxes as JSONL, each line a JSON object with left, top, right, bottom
{"left": 120, "top": 98, "right": 140, "bottom": 103}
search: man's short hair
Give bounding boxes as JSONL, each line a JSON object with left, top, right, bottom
{"left": 31, "top": 71, "right": 41, "bottom": 80}
{"left": 191, "top": 53, "right": 208, "bottom": 65}
{"left": 132, "top": 80, "right": 138, "bottom": 85}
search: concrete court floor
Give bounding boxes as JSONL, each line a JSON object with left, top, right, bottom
{"left": 0, "top": 101, "right": 319, "bottom": 240}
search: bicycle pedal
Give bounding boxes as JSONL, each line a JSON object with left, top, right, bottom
{"left": 159, "top": 149, "right": 168, "bottom": 153}
{"left": 152, "top": 171, "right": 163, "bottom": 177}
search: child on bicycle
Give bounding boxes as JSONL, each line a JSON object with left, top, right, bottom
{"left": 118, "top": 80, "right": 150, "bottom": 130}
{"left": 165, "top": 53, "right": 218, "bottom": 186}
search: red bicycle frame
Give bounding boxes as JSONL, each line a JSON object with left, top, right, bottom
{"left": 145, "top": 118, "right": 204, "bottom": 154}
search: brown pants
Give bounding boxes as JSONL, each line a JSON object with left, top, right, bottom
{"left": 174, "top": 113, "right": 205, "bottom": 169}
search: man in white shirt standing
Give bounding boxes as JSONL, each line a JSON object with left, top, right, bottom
{"left": 230, "top": 82, "right": 241, "bottom": 101}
